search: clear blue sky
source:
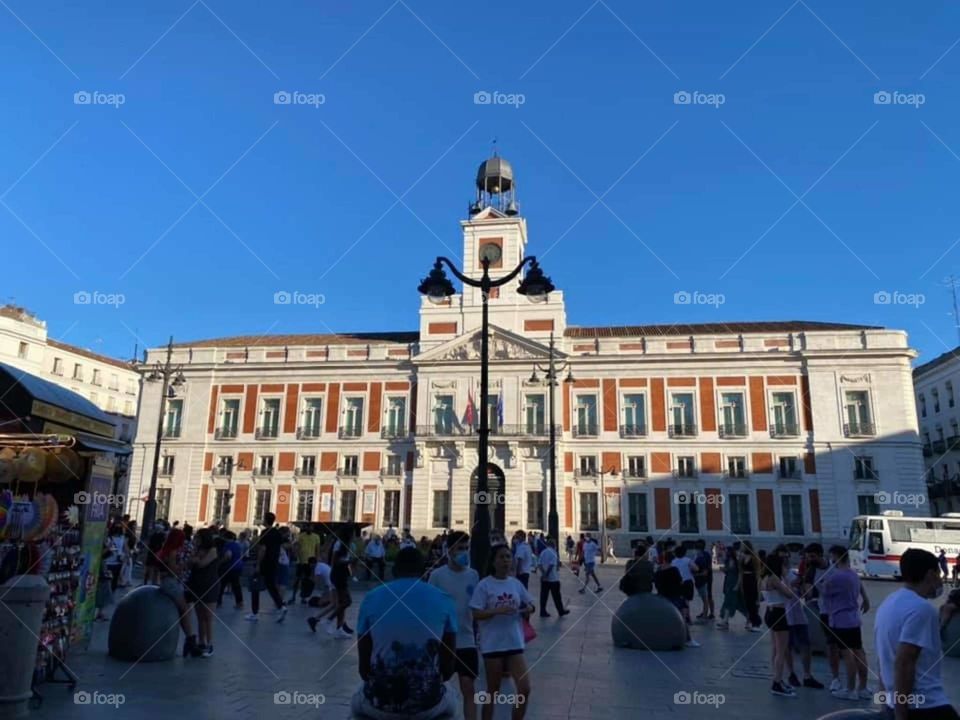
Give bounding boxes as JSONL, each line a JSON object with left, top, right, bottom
{"left": 3, "top": 1, "right": 960, "bottom": 364}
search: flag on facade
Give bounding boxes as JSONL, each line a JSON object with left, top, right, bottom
{"left": 497, "top": 390, "right": 504, "bottom": 426}
{"left": 464, "top": 390, "right": 475, "bottom": 427}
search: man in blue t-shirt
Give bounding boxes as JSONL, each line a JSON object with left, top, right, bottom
{"left": 354, "top": 548, "right": 458, "bottom": 719}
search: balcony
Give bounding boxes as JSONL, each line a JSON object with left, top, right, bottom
{"left": 381, "top": 426, "right": 408, "bottom": 439}
{"left": 339, "top": 467, "right": 359, "bottom": 477}
{"left": 718, "top": 422, "right": 748, "bottom": 438}
{"left": 673, "top": 468, "right": 699, "bottom": 479}
{"left": 338, "top": 426, "right": 364, "bottom": 439}
{"left": 668, "top": 424, "right": 697, "bottom": 438}
{"left": 769, "top": 422, "right": 800, "bottom": 438}
{"left": 297, "top": 426, "right": 322, "bottom": 440}
{"left": 623, "top": 469, "right": 647, "bottom": 480}
{"left": 933, "top": 440, "right": 947, "bottom": 454}
{"left": 574, "top": 468, "right": 598, "bottom": 478}
{"left": 159, "top": 466, "right": 174, "bottom": 477}
{"left": 571, "top": 423, "right": 599, "bottom": 438}
{"left": 212, "top": 467, "right": 233, "bottom": 477}
{"left": 923, "top": 444, "right": 934, "bottom": 457}
{"left": 162, "top": 427, "right": 181, "bottom": 439}
{"left": 381, "top": 467, "right": 404, "bottom": 478}
{"left": 843, "top": 421, "right": 876, "bottom": 438}
{"left": 778, "top": 468, "right": 803, "bottom": 480}
{"left": 294, "top": 467, "right": 316, "bottom": 478}
{"left": 255, "top": 426, "right": 279, "bottom": 440}
{"left": 619, "top": 424, "right": 647, "bottom": 438}
{"left": 215, "top": 427, "right": 238, "bottom": 440}
{"left": 496, "top": 424, "right": 561, "bottom": 438}
{"left": 415, "top": 425, "right": 475, "bottom": 437}
{"left": 855, "top": 469, "right": 880, "bottom": 482}
{"left": 252, "top": 467, "right": 274, "bottom": 478}
{"left": 723, "top": 471, "right": 750, "bottom": 480}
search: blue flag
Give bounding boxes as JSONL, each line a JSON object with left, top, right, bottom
{"left": 497, "top": 390, "right": 504, "bottom": 426}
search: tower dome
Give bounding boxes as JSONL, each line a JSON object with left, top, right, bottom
{"left": 470, "top": 154, "right": 519, "bottom": 216}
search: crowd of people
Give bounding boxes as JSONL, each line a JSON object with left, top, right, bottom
{"left": 97, "top": 515, "right": 960, "bottom": 719}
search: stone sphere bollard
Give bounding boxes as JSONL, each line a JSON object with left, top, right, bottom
{"left": 108, "top": 586, "right": 181, "bottom": 662}
{"left": 611, "top": 593, "right": 687, "bottom": 651}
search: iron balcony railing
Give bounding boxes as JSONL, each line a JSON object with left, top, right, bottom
{"left": 162, "top": 427, "right": 181, "bottom": 439}
{"left": 769, "top": 422, "right": 800, "bottom": 438}
{"left": 252, "top": 467, "right": 274, "bottom": 477}
{"left": 212, "top": 466, "right": 233, "bottom": 477}
{"left": 718, "top": 422, "right": 748, "bottom": 438}
{"left": 294, "top": 467, "right": 316, "bottom": 477}
{"left": 338, "top": 426, "right": 364, "bottom": 439}
{"left": 255, "top": 426, "right": 279, "bottom": 440}
{"left": 778, "top": 468, "right": 803, "bottom": 480}
{"left": 214, "top": 427, "right": 238, "bottom": 440}
{"left": 381, "top": 426, "right": 408, "bottom": 439}
{"left": 855, "top": 469, "right": 880, "bottom": 482}
{"left": 623, "top": 468, "right": 647, "bottom": 479}
{"left": 339, "top": 467, "right": 359, "bottom": 477}
{"left": 619, "top": 424, "right": 647, "bottom": 438}
{"left": 932, "top": 440, "right": 947, "bottom": 454}
{"left": 668, "top": 424, "right": 698, "bottom": 438}
{"left": 844, "top": 421, "right": 876, "bottom": 438}
{"left": 574, "top": 468, "right": 598, "bottom": 478}
{"left": 571, "top": 423, "right": 599, "bottom": 438}
{"left": 297, "top": 426, "right": 322, "bottom": 439}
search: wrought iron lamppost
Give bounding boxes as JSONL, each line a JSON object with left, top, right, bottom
{"left": 418, "top": 253, "right": 554, "bottom": 572}
{"left": 137, "top": 336, "right": 185, "bottom": 544}
{"left": 528, "top": 332, "right": 574, "bottom": 547}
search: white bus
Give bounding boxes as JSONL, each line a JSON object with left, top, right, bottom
{"left": 849, "top": 511, "right": 960, "bottom": 578}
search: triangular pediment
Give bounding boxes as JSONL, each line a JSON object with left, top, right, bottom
{"left": 415, "top": 325, "right": 560, "bottom": 363}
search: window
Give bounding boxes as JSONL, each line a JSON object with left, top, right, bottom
{"left": 384, "top": 397, "right": 407, "bottom": 437}
{"left": 342, "top": 455, "right": 359, "bottom": 476}
{"left": 384, "top": 455, "right": 403, "bottom": 476}
{"left": 432, "top": 490, "right": 450, "bottom": 527}
{"left": 109, "top": 373, "right": 119, "bottom": 390}
{"left": 259, "top": 398, "right": 281, "bottom": 438}
{"left": 948, "top": 382, "right": 955, "bottom": 409}
{"left": 781, "top": 495, "right": 804, "bottom": 535}
{"left": 219, "top": 398, "right": 240, "bottom": 437}
{"left": 254, "top": 490, "right": 272, "bottom": 523}
{"left": 676, "top": 456, "right": 696, "bottom": 478}
{"left": 769, "top": 391, "right": 799, "bottom": 436}
{"left": 627, "top": 494, "right": 648, "bottom": 532}
{"left": 719, "top": 392, "right": 747, "bottom": 436}
{"left": 933, "top": 389, "right": 941, "bottom": 414}
{"left": 574, "top": 395, "right": 598, "bottom": 436}
{"left": 524, "top": 394, "right": 545, "bottom": 434}
{"left": 107, "top": 396, "right": 117, "bottom": 412}
{"left": 341, "top": 397, "right": 364, "bottom": 437}
{"left": 678, "top": 494, "right": 699, "bottom": 533}
{"left": 340, "top": 490, "right": 357, "bottom": 522}
{"left": 844, "top": 390, "right": 874, "bottom": 435}
{"left": 779, "top": 456, "right": 801, "bottom": 479}
{"left": 382, "top": 490, "right": 401, "bottom": 526}
{"left": 165, "top": 399, "right": 183, "bottom": 438}
{"left": 299, "top": 398, "right": 323, "bottom": 438}
{"left": 256, "top": 455, "right": 274, "bottom": 476}
{"left": 484, "top": 396, "right": 500, "bottom": 433}
{"left": 952, "top": 420, "right": 959, "bottom": 441}
{"left": 854, "top": 456, "right": 876, "bottom": 481}
{"left": 160, "top": 455, "right": 175, "bottom": 475}
{"left": 298, "top": 455, "right": 316, "bottom": 476}
{"left": 92, "top": 369, "right": 102, "bottom": 386}
{"left": 668, "top": 392, "right": 696, "bottom": 436}
{"left": 120, "top": 422, "right": 131, "bottom": 441}
{"left": 73, "top": 363, "right": 83, "bottom": 380}
{"left": 578, "top": 456, "right": 597, "bottom": 477}
{"left": 727, "top": 456, "right": 747, "bottom": 478}
{"left": 123, "top": 400, "right": 134, "bottom": 416}
{"left": 213, "top": 490, "right": 230, "bottom": 522}
{"left": 52, "top": 357, "right": 63, "bottom": 376}
{"left": 297, "top": 491, "right": 315, "bottom": 521}
{"left": 17, "top": 342, "right": 28, "bottom": 359}
{"left": 729, "top": 494, "right": 751, "bottom": 534}
{"left": 626, "top": 455, "right": 646, "bottom": 479}
{"left": 920, "top": 394, "right": 927, "bottom": 418}
{"left": 621, "top": 393, "right": 646, "bottom": 436}
{"left": 858, "top": 495, "right": 880, "bottom": 515}
{"left": 156, "top": 488, "right": 172, "bottom": 521}
{"left": 579, "top": 492, "right": 599, "bottom": 531}
{"left": 126, "top": 379, "right": 137, "bottom": 395}
{"left": 433, "top": 394, "right": 455, "bottom": 433}
{"left": 215, "top": 456, "right": 233, "bottom": 476}
{"left": 527, "top": 491, "right": 543, "bottom": 529}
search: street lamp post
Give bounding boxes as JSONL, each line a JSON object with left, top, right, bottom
{"left": 598, "top": 466, "right": 617, "bottom": 564}
{"left": 528, "top": 333, "right": 573, "bottom": 547}
{"left": 419, "top": 254, "right": 554, "bottom": 572}
{"left": 137, "top": 336, "right": 185, "bottom": 545}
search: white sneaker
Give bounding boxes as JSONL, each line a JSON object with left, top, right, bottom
{"left": 829, "top": 678, "right": 842, "bottom": 692}
{"left": 748, "top": 626, "right": 763, "bottom": 633}
{"left": 276, "top": 606, "right": 288, "bottom": 623}
{"left": 326, "top": 622, "right": 339, "bottom": 636}
{"left": 685, "top": 639, "right": 701, "bottom": 648}
{"left": 245, "top": 613, "right": 259, "bottom": 622}
{"left": 335, "top": 628, "right": 352, "bottom": 639}
{"left": 831, "top": 689, "right": 858, "bottom": 701}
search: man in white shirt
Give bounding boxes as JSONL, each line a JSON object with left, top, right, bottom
{"left": 513, "top": 530, "right": 534, "bottom": 589}
{"left": 363, "top": 534, "right": 386, "bottom": 581}
{"left": 428, "top": 531, "right": 480, "bottom": 720}
{"left": 537, "top": 538, "right": 570, "bottom": 618}
{"left": 578, "top": 535, "right": 603, "bottom": 594}
{"left": 875, "top": 548, "right": 956, "bottom": 720}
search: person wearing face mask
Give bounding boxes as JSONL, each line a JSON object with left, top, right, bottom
{"left": 875, "top": 548, "right": 957, "bottom": 720}
{"left": 428, "top": 531, "right": 480, "bottom": 720}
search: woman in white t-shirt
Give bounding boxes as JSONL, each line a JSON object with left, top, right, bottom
{"left": 470, "top": 543, "right": 535, "bottom": 720}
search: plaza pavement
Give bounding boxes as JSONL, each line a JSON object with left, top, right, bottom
{"left": 28, "top": 563, "right": 960, "bottom": 720}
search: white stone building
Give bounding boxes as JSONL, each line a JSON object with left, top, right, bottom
{"left": 0, "top": 305, "right": 140, "bottom": 494}
{"left": 128, "top": 157, "right": 927, "bottom": 547}
{"left": 913, "top": 348, "right": 960, "bottom": 515}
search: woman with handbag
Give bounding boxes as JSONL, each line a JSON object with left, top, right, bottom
{"left": 470, "top": 543, "right": 536, "bottom": 720}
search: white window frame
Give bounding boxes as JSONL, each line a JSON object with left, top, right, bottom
{"left": 524, "top": 393, "right": 546, "bottom": 433}
{"left": 725, "top": 455, "right": 748, "bottom": 478}
{"left": 574, "top": 394, "right": 599, "bottom": 435}
{"left": 779, "top": 493, "right": 806, "bottom": 536}
{"left": 621, "top": 391, "right": 647, "bottom": 435}
{"left": 667, "top": 390, "right": 697, "bottom": 434}
{"left": 841, "top": 387, "right": 876, "bottom": 435}
{"left": 625, "top": 454, "right": 647, "bottom": 479}
{"left": 300, "top": 396, "right": 325, "bottom": 437}
{"left": 717, "top": 389, "right": 747, "bottom": 436}
{"left": 259, "top": 396, "right": 283, "bottom": 437}
{"left": 768, "top": 389, "right": 800, "bottom": 435}
{"left": 384, "top": 395, "right": 407, "bottom": 435}
{"left": 220, "top": 397, "right": 242, "bottom": 434}
{"left": 342, "top": 396, "right": 366, "bottom": 436}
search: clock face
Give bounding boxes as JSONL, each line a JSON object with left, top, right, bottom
{"left": 479, "top": 242, "right": 502, "bottom": 263}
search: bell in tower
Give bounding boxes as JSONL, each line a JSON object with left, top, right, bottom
{"left": 470, "top": 154, "right": 519, "bottom": 217}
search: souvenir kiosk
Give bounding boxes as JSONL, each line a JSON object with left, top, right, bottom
{"left": 0, "top": 362, "right": 130, "bottom": 705}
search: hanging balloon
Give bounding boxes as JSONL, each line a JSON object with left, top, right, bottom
{"left": 44, "top": 447, "right": 81, "bottom": 484}
{"left": 0, "top": 447, "right": 16, "bottom": 484}
{"left": 15, "top": 448, "right": 47, "bottom": 483}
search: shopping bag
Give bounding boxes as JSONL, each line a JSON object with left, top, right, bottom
{"left": 523, "top": 617, "right": 537, "bottom": 643}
